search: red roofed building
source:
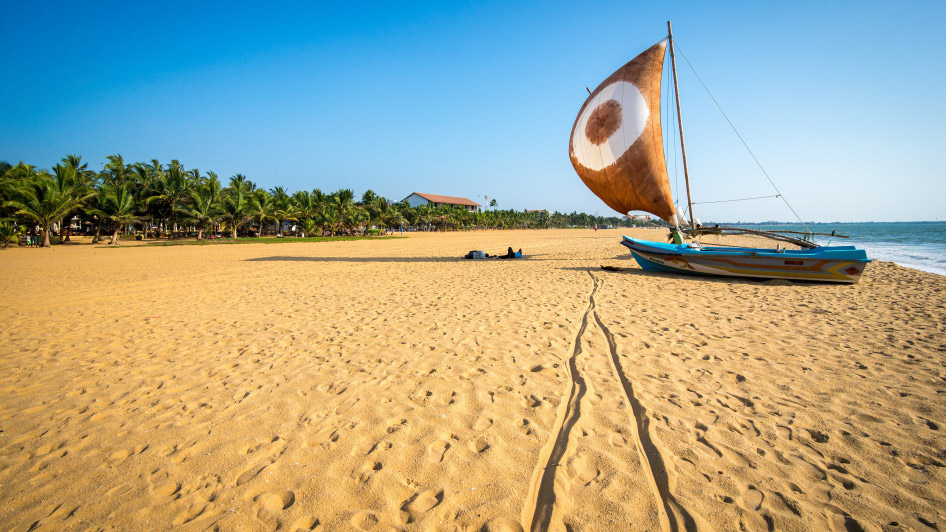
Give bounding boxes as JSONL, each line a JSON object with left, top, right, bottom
{"left": 401, "top": 192, "right": 481, "bottom": 212}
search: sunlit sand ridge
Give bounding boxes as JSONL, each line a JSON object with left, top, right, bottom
{"left": 0, "top": 228, "right": 944, "bottom": 530}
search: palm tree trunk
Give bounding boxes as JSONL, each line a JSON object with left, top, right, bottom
{"left": 197, "top": 229, "right": 203, "bottom": 241}
{"left": 110, "top": 229, "right": 120, "bottom": 245}
{"left": 232, "top": 227, "right": 237, "bottom": 239}
{"left": 42, "top": 225, "right": 51, "bottom": 247}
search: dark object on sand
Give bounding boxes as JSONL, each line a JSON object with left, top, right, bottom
{"left": 601, "top": 265, "right": 623, "bottom": 272}
{"left": 497, "top": 247, "right": 523, "bottom": 259}
{"left": 464, "top": 250, "right": 489, "bottom": 259}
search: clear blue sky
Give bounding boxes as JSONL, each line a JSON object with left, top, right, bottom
{"left": 1, "top": 1, "right": 943, "bottom": 222}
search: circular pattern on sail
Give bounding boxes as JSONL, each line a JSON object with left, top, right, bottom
{"left": 571, "top": 81, "right": 649, "bottom": 171}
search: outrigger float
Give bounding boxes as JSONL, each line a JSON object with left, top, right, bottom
{"left": 568, "top": 22, "right": 870, "bottom": 283}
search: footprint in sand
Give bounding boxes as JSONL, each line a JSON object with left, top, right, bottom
{"left": 468, "top": 437, "right": 489, "bottom": 453}
{"left": 737, "top": 486, "right": 764, "bottom": 511}
{"left": 107, "top": 449, "right": 131, "bottom": 466}
{"left": 172, "top": 503, "right": 208, "bottom": 526}
{"left": 256, "top": 490, "right": 295, "bottom": 512}
{"left": 427, "top": 440, "right": 449, "bottom": 463}
{"left": 289, "top": 516, "right": 319, "bottom": 531}
{"left": 473, "top": 416, "right": 492, "bottom": 431}
{"left": 235, "top": 464, "right": 268, "bottom": 487}
{"left": 350, "top": 510, "right": 379, "bottom": 530}
{"left": 520, "top": 395, "right": 541, "bottom": 408}
{"left": 155, "top": 481, "right": 181, "bottom": 498}
{"left": 351, "top": 441, "right": 377, "bottom": 457}
{"left": 358, "top": 461, "right": 383, "bottom": 483}
{"left": 386, "top": 418, "right": 407, "bottom": 434}
{"left": 518, "top": 419, "right": 533, "bottom": 436}
{"left": 569, "top": 454, "right": 599, "bottom": 484}
{"left": 405, "top": 489, "right": 442, "bottom": 515}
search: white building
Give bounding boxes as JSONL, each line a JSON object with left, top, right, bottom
{"left": 401, "top": 192, "right": 481, "bottom": 212}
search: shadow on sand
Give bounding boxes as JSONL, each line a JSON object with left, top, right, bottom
{"left": 564, "top": 264, "right": 803, "bottom": 286}
{"left": 245, "top": 256, "right": 461, "bottom": 263}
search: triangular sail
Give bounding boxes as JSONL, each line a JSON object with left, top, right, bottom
{"left": 569, "top": 39, "right": 675, "bottom": 222}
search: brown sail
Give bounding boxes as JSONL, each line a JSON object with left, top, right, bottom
{"left": 569, "top": 39, "right": 675, "bottom": 222}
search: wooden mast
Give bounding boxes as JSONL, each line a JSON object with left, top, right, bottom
{"left": 667, "top": 20, "right": 696, "bottom": 229}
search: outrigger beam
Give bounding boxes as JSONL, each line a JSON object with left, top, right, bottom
{"left": 682, "top": 226, "right": 849, "bottom": 249}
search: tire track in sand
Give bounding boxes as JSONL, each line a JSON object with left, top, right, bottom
{"left": 520, "top": 275, "right": 596, "bottom": 531}
{"left": 591, "top": 272, "right": 695, "bottom": 532}
{"left": 521, "top": 272, "right": 693, "bottom": 531}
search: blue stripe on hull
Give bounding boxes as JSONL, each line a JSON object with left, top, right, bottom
{"left": 629, "top": 250, "right": 697, "bottom": 275}
{"left": 631, "top": 250, "right": 713, "bottom": 277}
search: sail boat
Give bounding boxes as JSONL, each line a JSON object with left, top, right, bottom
{"left": 569, "top": 22, "right": 871, "bottom": 283}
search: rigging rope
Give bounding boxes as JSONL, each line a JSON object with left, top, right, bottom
{"left": 672, "top": 41, "right": 811, "bottom": 234}
{"left": 694, "top": 194, "right": 780, "bottom": 205}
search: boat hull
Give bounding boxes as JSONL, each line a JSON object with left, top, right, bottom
{"left": 621, "top": 237, "right": 871, "bottom": 283}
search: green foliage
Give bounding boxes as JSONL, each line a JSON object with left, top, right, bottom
{"left": 222, "top": 187, "right": 251, "bottom": 237}
{"left": 143, "top": 235, "right": 405, "bottom": 246}
{"left": 0, "top": 153, "right": 656, "bottom": 246}
{"left": 0, "top": 218, "right": 24, "bottom": 248}
{"left": 3, "top": 163, "right": 79, "bottom": 246}
{"left": 299, "top": 218, "right": 316, "bottom": 235}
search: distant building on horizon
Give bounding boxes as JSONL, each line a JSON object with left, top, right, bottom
{"left": 626, "top": 214, "right": 651, "bottom": 222}
{"left": 401, "top": 192, "right": 481, "bottom": 212}
{"left": 525, "top": 209, "right": 548, "bottom": 215}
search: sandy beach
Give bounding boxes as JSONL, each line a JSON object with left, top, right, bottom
{"left": 1, "top": 228, "right": 944, "bottom": 531}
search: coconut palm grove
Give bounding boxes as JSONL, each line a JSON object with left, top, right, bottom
{"left": 0, "top": 155, "right": 658, "bottom": 248}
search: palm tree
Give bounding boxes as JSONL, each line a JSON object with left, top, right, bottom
{"left": 102, "top": 154, "right": 135, "bottom": 186}
{"left": 229, "top": 173, "right": 255, "bottom": 194}
{"left": 221, "top": 188, "right": 251, "bottom": 238}
{"left": 0, "top": 162, "right": 15, "bottom": 217}
{"left": 387, "top": 204, "right": 406, "bottom": 234}
{"left": 292, "top": 190, "right": 317, "bottom": 235}
{"left": 352, "top": 206, "right": 369, "bottom": 235}
{"left": 250, "top": 189, "right": 277, "bottom": 237}
{"left": 134, "top": 159, "right": 163, "bottom": 238}
{"left": 3, "top": 165, "right": 77, "bottom": 247}
{"left": 178, "top": 181, "right": 222, "bottom": 240}
{"left": 0, "top": 218, "right": 24, "bottom": 248}
{"left": 369, "top": 197, "right": 393, "bottom": 234}
{"left": 299, "top": 218, "right": 316, "bottom": 237}
{"left": 56, "top": 155, "right": 96, "bottom": 242}
{"left": 145, "top": 160, "right": 191, "bottom": 238}
{"left": 271, "top": 187, "right": 293, "bottom": 236}
{"left": 320, "top": 204, "right": 340, "bottom": 236}
{"left": 330, "top": 189, "right": 355, "bottom": 233}
{"left": 87, "top": 183, "right": 139, "bottom": 245}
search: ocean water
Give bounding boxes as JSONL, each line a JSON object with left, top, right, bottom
{"left": 732, "top": 222, "right": 946, "bottom": 277}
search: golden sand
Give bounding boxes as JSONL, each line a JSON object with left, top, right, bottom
{"left": 0, "top": 228, "right": 944, "bottom": 531}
